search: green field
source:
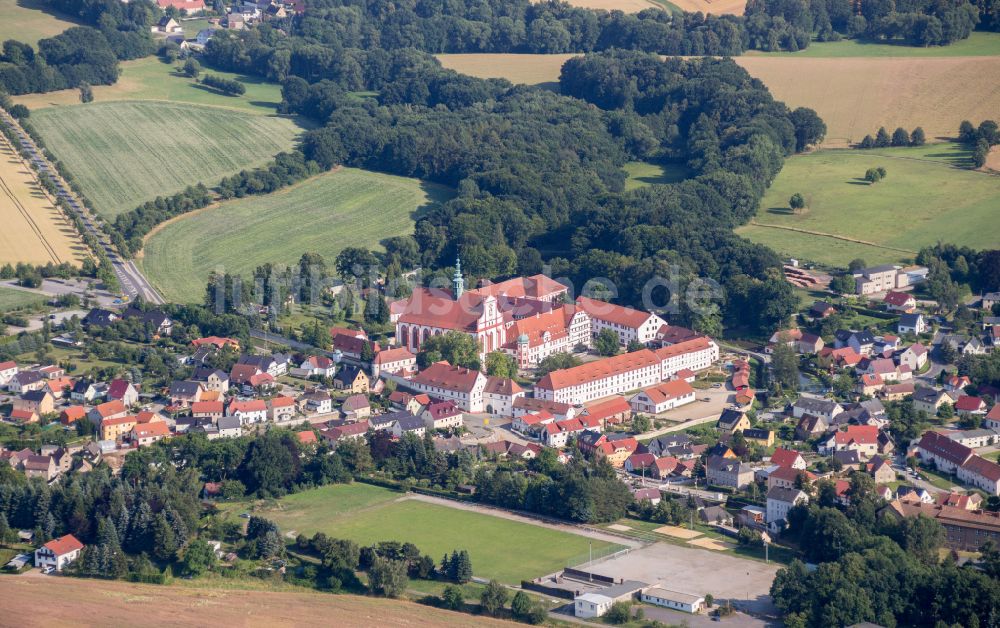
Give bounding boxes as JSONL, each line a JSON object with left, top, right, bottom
{"left": 737, "top": 142, "right": 1000, "bottom": 268}
{"left": 623, "top": 161, "right": 690, "bottom": 191}
{"left": 14, "top": 56, "right": 287, "bottom": 115}
{"left": 749, "top": 32, "right": 1000, "bottom": 57}
{"left": 30, "top": 100, "right": 302, "bottom": 219}
{"left": 0, "top": 286, "right": 45, "bottom": 312}
{"left": 226, "top": 483, "right": 622, "bottom": 583}
{"left": 0, "top": 0, "right": 78, "bottom": 45}
{"left": 140, "top": 167, "right": 453, "bottom": 303}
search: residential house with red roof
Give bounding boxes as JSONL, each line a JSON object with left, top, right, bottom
{"left": 228, "top": 399, "right": 268, "bottom": 424}
{"left": 0, "top": 360, "right": 18, "bottom": 387}
{"left": 957, "top": 455, "right": 1000, "bottom": 495}
{"left": 371, "top": 347, "right": 416, "bottom": 378}
{"left": 483, "top": 376, "right": 524, "bottom": 417}
{"left": 945, "top": 375, "right": 972, "bottom": 393}
{"left": 407, "top": 361, "right": 488, "bottom": 412}
{"left": 10, "top": 408, "right": 39, "bottom": 424}
{"left": 191, "top": 336, "right": 239, "bottom": 350}
{"left": 767, "top": 466, "right": 816, "bottom": 490}
{"left": 191, "top": 401, "right": 224, "bottom": 421}
{"left": 88, "top": 399, "right": 128, "bottom": 425}
{"left": 59, "top": 405, "right": 87, "bottom": 425}
{"left": 269, "top": 396, "right": 297, "bottom": 422}
{"left": 769, "top": 447, "right": 806, "bottom": 470}
{"left": 883, "top": 291, "right": 916, "bottom": 312}
{"left": 576, "top": 296, "right": 665, "bottom": 346}
{"left": 819, "top": 425, "right": 880, "bottom": 460}
{"left": 987, "top": 404, "right": 1000, "bottom": 430}
{"left": 511, "top": 410, "right": 556, "bottom": 434}
{"left": 914, "top": 431, "right": 973, "bottom": 473}
{"left": 294, "top": 355, "right": 337, "bottom": 379}
{"left": 132, "top": 422, "right": 171, "bottom": 447}
{"left": 107, "top": 379, "right": 139, "bottom": 407}
{"left": 593, "top": 436, "right": 639, "bottom": 468}
{"left": 955, "top": 396, "right": 987, "bottom": 415}
{"left": 898, "top": 343, "right": 928, "bottom": 371}
{"left": 580, "top": 396, "right": 632, "bottom": 427}
{"left": 629, "top": 380, "right": 696, "bottom": 414}
{"left": 341, "top": 394, "right": 371, "bottom": 421}
{"left": 101, "top": 415, "right": 137, "bottom": 441}
{"left": 35, "top": 534, "right": 84, "bottom": 571}
{"left": 422, "top": 400, "right": 464, "bottom": 430}
{"left": 297, "top": 430, "right": 318, "bottom": 446}
{"left": 320, "top": 420, "right": 370, "bottom": 445}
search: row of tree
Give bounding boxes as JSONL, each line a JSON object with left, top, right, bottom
{"left": 856, "top": 126, "right": 926, "bottom": 148}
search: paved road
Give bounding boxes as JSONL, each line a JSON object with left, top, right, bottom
{"left": 0, "top": 110, "right": 163, "bottom": 304}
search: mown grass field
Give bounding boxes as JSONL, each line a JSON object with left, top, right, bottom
{"left": 623, "top": 161, "right": 689, "bottom": 191}
{"left": 0, "top": 0, "right": 78, "bottom": 45}
{"left": 437, "top": 53, "right": 1000, "bottom": 147}
{"left": 736, "top": 143, "right": 1000, "bottom": 267}
{"left": 140, "top": 167, "right": 453, "bottom": 303}
{"left": 0, "top": 576, "right": 507, "bottom": 628}
{"left": 0, "top": 286, "right": 46, "bottom": 312}
{"left": 224, "top": 483, "right": 621, "bottom": 583}
{"left": 13, "top": 56, "right": 286, "bottom": 115}
{"left": 0, "top": 132, "right": 86, "bottom": 266}
{"left": 29, "top": 100, "right": 303, "bottom": 219}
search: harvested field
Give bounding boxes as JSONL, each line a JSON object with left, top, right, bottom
{"left": 0, "top": 576, "right": 505, "bottom": 628}
{"left": 0, "top": 132, "right": 87, "bottom": 266}
{"left": 662, "top": 0, "right": 745, "bottom": 13}
{"left": 552, "top": 0, "right": 662, "bottom": 10}
{"left": 30, "top": 100, "right": 303, "bottom": 219}
{"left": 553, "top": 0, "right": 744, "bottom": 13}
{"left": 436, "top": 53, "right": 1000, "bottom": 147}
{"left": 0, "top": 0, "right": 78, "bottom": 45}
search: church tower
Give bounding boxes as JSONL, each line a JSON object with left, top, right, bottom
{"left": 453, "top": 256, "right": 465, "bottom": 299}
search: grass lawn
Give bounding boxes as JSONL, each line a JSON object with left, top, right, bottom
{"left": 30, "top": 100, "right": 303, "bottom": 219}
{"left": 748, "top": 32, "right": 1000, "bottom": 58}
{"left": 225, "top": 483, "right": 622, "bottom": 584}
{"left": 0, "top": 0, "right": 78, "bottom": 45}
{"left": 140, "top": 167, "right": 453, "bottom": 303}
{"left": 0, "top": 286, "right": 45, "bottom": 312}
{"left": 13, "top": 56, "right": 288, "bottom": 115}
{"left": 736, "top": 143, "right": 1000, "bottom": 268}
{"left": 623, "top": 161, "right": 689, "bottom": 191}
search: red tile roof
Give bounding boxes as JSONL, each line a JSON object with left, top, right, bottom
{"left": 192, "top": 336, "right": 238, "bottom": 349}
{"left": 43, "top": 534, "right": 84, "bottom": 556}
{"left": 581, "top": 396, "right": 631, "bottom": 421}
{"left": 411, "top": 362, "right": 483, "bottom": 393}
{"left": 917, "top": 431, "right": 973, "bottom": 466}
{"left": 373, "top": 347, "right": 415, "bottom": 364}
{"left": 769, "top": 448, "right": 803, "bottom": 468}
{"left": 107, "top": 379, "right": 133, "bottom": 400}
{"left": 576, "top": 296, "right": 656, "bottom": 329}
{"left": 883, "top": 291, "right": 914, "bottom": 307}
{"left": 834, "top": 425, "right": 879, "bottom": 446}
{"left": 537, "top": 349, "right": 659, "bottom": 391}
{"left": 229, "top": 400, "right": 267, "bottom": 413}
{"left": 955, "top": 396, "right": 985, "bottom": 412}
{"left": 484, "top": 376, "right": 523, "bottom": 396}
{"left": 297, "top": 431, "right": 318, "bottom": 445}
{"left": 93, "top": 399, "right": 126, "bottom": 418}
{"left": 192, "top": 401, "right": 224, "bottom": 414}
{"left": 270, "top": 396, "right": 295, "bottom": 408}
{"left": 769, "top": 466, "right": 816, "bottom": 484}
{"left": 961, "top": 455, "right": 1000, "bottom": 482}
{"left": 10, "top": 409, "right": 37, "bottom": 422}
{"left": 60, "top": 406, "right": 87, "bottom": 424}
{"left": 471, "top": 274, "right": 568, "bottom": 301}
{"left": 653, "top": 337, "right": 713, "bottom": 361}
{"left": 133, "top": 422, "right": 170, "bottom": 439}
{"left": 398, "top": 292, "right": 491, "bottom": 331}
{"left": 638, "top": 380, "right": 694, "bottom": 404}
{"left": 0, "top": 360, "right": 16, "bottom": 371}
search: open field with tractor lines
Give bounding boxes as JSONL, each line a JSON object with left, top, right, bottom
{"left": 139, "top": 167, "right": 453, "bottom": 303}
{"left": 437, "top": 53, "right": 1000, "bottom": 147}
{"left": 736, "top": 143, "right": 1000, "bottom": 267}
{"left": 0, "top": 131, "right": 87, "bottom": 266}
{"left": 29, "top": 100, "right": 303, "bottom": 219}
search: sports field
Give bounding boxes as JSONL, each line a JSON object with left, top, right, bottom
{"left": 29, "top": 100, "right": 302, "bottom": 219}
{"left": 0, "top": 576, "right": 505, "bottom": 628}
{"left": 437, "top": 53, "right": 1000, "bottom": 147}
{"left": 736, "top": 143, "right": 1000, "bottom": 267}
{"left": 139, "top": 167, "right": 453, "bottom": 303}
{"left": 13, "top": 56, "right": 286, "bottom": 115}
{"left": 0, "top": 286, "right": 46, "bottom": 312}
{"left": 0, "top": 0, "right": 78, "bottom": 45}
{"left": 0, "top": 132, "right": 86, "bottom": 266}
{"left": 226, "top": 483, "right": 622, "bottom": 583}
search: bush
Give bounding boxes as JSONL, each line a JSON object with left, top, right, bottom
{"left": 604, "top": 601, "right": 631, "bottom": 624}
{"left": 201, "top": 74, "right": 245, "bottom": 96}
{"left": 441, "top": 584, "right": 464, "bottom": 610}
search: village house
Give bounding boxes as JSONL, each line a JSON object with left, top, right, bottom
{"left": 898, "top": 313, "right": 927, "bottom": 335}
{"left": 370, "top": 410, "right": 414, "bottom": 432}
{"left": 957, "top": 455, "right": 1000, "bottom": 495}
{"left": 391, "top": 414, "right": 427, "bottom": 438}
{"left": 954, "top": 396, "right": 987, "bottom": 416}
{"left": 388, "top": 391, "right": 425, "bottom": 415}
{"left": 132, "top": 422, "right": 171, "bottom": 447}
{"left": 912, "top": 387, "right": 955, "bottom": 415}
{"left": 767, "top": 486, "right": 809, "bottom": 532}
{"left": 834, "top": 329, "right": 877, "bottom": 356}
{"left": 341, "top": 394, "right": 371, "bottom": 421}
{"left": 88, "top": 399, "right": 128, "bottom": 425}
{"left": 820, "top": 425, "right": 880, "bottom": 460}
{"left": 332, "top": 365, "right": 370, "bottom": 394}
{"left": 106, "top": 379, "right": 139, "bottom": 407}
{"left": 791, "top": 397, "right": 843, "bottom": 422}
{"left": 293, "top": 355, "right": 336, "bottom": 379}
{"left": 71, "top": 380, "right": 105, "bottom": 403}
{"left": 629, "top": 380, "right": 696, "bottom": 414}
{"left": 945, "top": 375, "right": 971, "bottom": 393}
{"left": 228, "top": 399, "right": 268, "bottom": 424}
{"left": 767, "top": 466, "right": 816, "bottom": 490}
{"left": 868, "top": 455, "right": 896, "bottom": 484}
{"left": 371, "top": 347, "right": 417, "bottom": 378}
{"left": 122, "top": 307, "right": 173, "bottom": 336}
{"left": 795, "top": 414, "right": 828, "bottom": 440}
{"left": 914, "top": 431, "right": 973, "bottom": 473}
{"left": 14, "top": 390, "right": 54, "bottom": 416}
{"left": 512, "top": 410, "right": 556, "bottom": 435}
{"left": 35, "top": 534, "right": 84, "bottom": 571}
{"left": 168, "top": 381, "right": 204, "bottom": 407}
{"left": 9, "top": 408, "right": 38, "bottom": 424}
{"left": 320, "top": 420, "right": 370, "bottom": 446}
{"left": 717, "top": 408, "right": 750, "bottom": 434}
{"left": 483, "top": 376, "right": 525, "bottom": 417}
{"left": 575, "top": 296, "right": 665, "bottom": 346}
{"left": 706, "top": 455, "right": 754, "bottom": 488}
{"left": 8, "top": 371, "right": 45, "bottom": 394}
{"left": 191, "top": 400, "right": 224, "bottom": 422}
{"left": 987, "top": 404, "right": 1000, "bottom": 430}
{"left": 217, "top": 415, "right": 243, "bottom": 438}
{"left": 0, "top": 360, "right": 18, "bottom": 386}
{"left": 883, "top": 291, "right": 917, "bottom": 313}
{"left": 101, "top": 415, "right": 137, "bottom": 442}
{"left": 22, "top": 454, "right": 57, "bottom": 481}
{"left": 898, "top": 343, "right": 928, "bottom": 371}
{"left": 60, "top": 406, "right": 87, "bottom": 426}
{"left": 579, "top": 396, "right": 632, "bottom": 428}
{"left": 592, "top": 434, "right": 639, "bottom": 468}
{"left": 407, "top": 361, "right": 487, "bottom": 412}
{"left": 742, "top": 428, "right": 775, "bottom": 448}
{"left": 269, "top": 396, "right": 297, "bottom": 422}
{"left": 818, "top": 347, "right": 862, "bottom": 370}
{"left": 422, "top": 401, "right": 464, "bottom": 431}
{"left": 301, "top": 391, "right": 333, "bottom": 415}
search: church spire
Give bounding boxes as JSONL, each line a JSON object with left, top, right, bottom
{"left": 453, "top": 255, "right": 464, "bottom": 299}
